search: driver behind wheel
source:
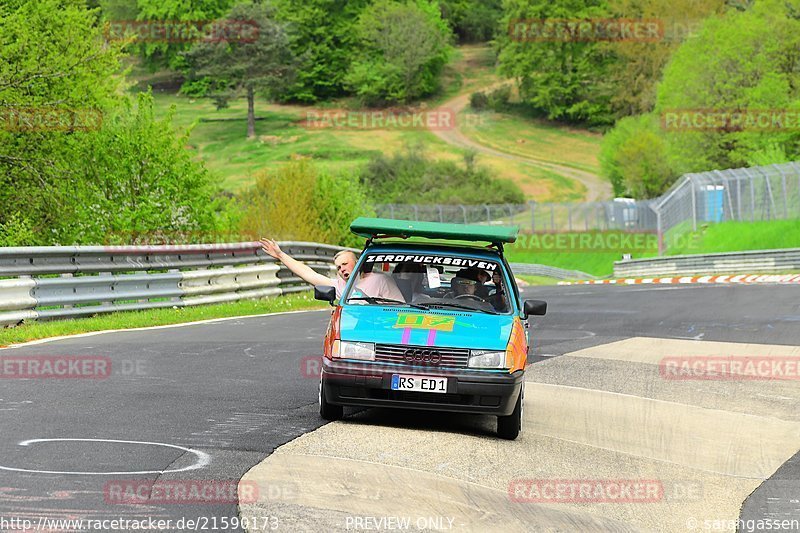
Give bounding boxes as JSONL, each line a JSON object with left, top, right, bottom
{"left": 447, "top": 268, "right": 483, "bottom": 299}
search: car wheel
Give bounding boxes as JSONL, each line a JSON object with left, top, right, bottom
{"left": 319, "top": 375, "right": 343, "bottom": 421}
{"left": 497, "top": 383, "right": 523, "bottom": 440}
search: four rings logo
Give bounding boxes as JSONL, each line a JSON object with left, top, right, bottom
{"left": 404, "top": 349, "right": 441, "bottom": 365}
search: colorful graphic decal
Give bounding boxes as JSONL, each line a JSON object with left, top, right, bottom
{"left": 394, "top": 313, "right": 456, "bottom": 346}
{"left": 394, "top": 313, "right": 456, "bottom": 331}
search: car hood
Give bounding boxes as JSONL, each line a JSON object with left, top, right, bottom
{"left": 339, "top": 306, "right": 514, "bottom": 351}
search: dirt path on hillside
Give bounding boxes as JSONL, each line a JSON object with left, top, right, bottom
{"left": 431, "top": 84, "right": 613, "bottom": 202}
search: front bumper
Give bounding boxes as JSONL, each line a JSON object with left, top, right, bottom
{"left": 321, "top": 357, "right": 523, "bottom": 416}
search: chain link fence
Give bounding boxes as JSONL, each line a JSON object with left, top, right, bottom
{"left": 375, "top": 162, "right": 800, "bottom": 254}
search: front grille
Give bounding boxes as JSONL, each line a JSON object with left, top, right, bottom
{"left": 375, "top": 343, "right": 470, "bottom": 368}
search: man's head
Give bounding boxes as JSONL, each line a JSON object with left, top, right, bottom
{"left": 333, "top": 250, "right": 357, "bottom": 280}
{"left": 452, "top": 268, "right": 480, "bottom": 296}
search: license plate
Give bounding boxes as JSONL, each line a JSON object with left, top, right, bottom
{"left": 391, "top": 374, "right": 447, "bottom": 394}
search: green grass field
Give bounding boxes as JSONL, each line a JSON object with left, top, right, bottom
{"left": 459, "top": 109, "right": 603, "bottom": 174}
{"left": 506, "top": 219, "right": 800, "bottom": 277}
{"left": 142, "top": 43, "right": 601, "bottom": 202}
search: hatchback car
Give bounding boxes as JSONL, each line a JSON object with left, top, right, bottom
{"left": 315, "top": 218, "right": 547, "bottom": 439}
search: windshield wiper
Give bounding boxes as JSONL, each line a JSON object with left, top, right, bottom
{"left": 427, "top": 302, "right": 500, "bottom": 315}
{"left": 347, "top": 297, "right": 429, "bottom": 310}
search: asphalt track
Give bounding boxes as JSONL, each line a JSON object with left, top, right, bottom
{"left": 0, "top": 284, "right": 798, "bottom": 532}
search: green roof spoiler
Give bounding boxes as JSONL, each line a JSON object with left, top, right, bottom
{"left": 349, "top": 217, "right": 519, "bottom": 246}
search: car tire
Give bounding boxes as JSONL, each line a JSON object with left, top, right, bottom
{"left": 319, "top": 376, "right": 343, "bottom": 421}
{"left": 497, "top": 383, "right": 523, "bottom": 440}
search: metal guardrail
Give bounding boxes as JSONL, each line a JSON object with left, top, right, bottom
{"left": 614, "top": 248, "right": 800, "bottom": 278}
{"left": 0, "top": 242, "right": 349, "bottom": 327}
{"left": 509, "top": 263, "right": 596, "bottom": 280}
{"left": 0, "top": 239, "right": 599, "bottom": 327}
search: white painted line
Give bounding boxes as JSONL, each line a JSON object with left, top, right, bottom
{"left": 0, "top": 438, "right": 211, "bottom": 475}
{"left": 1, "top": 309, "right": 326, "bottom": 351}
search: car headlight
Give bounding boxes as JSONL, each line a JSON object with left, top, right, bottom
{"left": 334, "top": 341, "right": 375, "bottom": 361}
{"left": 468, "top": 350, "right": 509, "bottom": 369}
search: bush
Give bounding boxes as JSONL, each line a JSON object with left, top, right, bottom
{"left": 470, "top": 91, "right": 489, "bottom": 110}
{"left": 360, "top": 144, "right": 525, "bottom": 204}
{"left": 600, "top": 114, "right": 676, "bottom": 199}
{"left": 345, "top": 0, "right": 453, "bottom": 105}
{"left": 239, "top": 161, "right": 372, "bottom": 247}
{"left": 487, "top": 85, "right": 512, "bottom": 112}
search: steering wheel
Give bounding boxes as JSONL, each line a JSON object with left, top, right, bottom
{"left": 455, "top": 294, "right": 484, "bottom": 302}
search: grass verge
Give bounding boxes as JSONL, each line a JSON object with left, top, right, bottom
{"left": 516, "top": 275, "right": 562, "bottom": 286}
{"left": 506, "top": 219, "right": 800, "bottom": 278}
{"left": 0, "top": 292, "right": 327, "bottom": 348}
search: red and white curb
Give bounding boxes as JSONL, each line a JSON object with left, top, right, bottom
{"left": 558, "top": 274, "right": 800, "bottom": 286}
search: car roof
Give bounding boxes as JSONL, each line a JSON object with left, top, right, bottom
{"left": 350, "top": 217, "right": 519, "bottom": 245}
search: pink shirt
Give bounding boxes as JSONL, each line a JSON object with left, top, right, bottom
{"left": 334, "top": 272, "right": 404, "bottom": 301}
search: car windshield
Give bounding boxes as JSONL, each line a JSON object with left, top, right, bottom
{"left": 342, "top": 251, "right": 512, "bottom": 314}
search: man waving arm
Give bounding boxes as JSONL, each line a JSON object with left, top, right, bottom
{"left": 259, "top": 238, "right": 333, "bottom": 287}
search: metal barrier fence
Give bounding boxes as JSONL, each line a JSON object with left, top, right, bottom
{"left": 376, "top": 161, "right": 800, "bottom": 254}
{"left": 0, "top": 242, "right": 346, "bottom": 327}
{"left": 375, "top": 200, "right": 657, "bottom": 232}
{"left": 508, "top": 263, "right": 595, "bottom": 280}
{"left": 0, "top": 239, "right": 598, "bottom": 327}
{"left": 614, "top": 248, "right": 800, "bottom": 278}
{"left": 654, "top": 162, "right": 800, "bottom": 249}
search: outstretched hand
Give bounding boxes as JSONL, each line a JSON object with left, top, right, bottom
{"left": 259, "top": 238, "right": 282, "bottom": 259}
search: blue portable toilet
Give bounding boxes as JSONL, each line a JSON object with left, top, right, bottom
{"left": 701, "top": 185, "right": 724, "bottom": 222}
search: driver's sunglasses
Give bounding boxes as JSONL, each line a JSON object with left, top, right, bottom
{"left": 453, "top": 278, "right": 477, "bottom": 286}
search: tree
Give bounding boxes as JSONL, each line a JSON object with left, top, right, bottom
{"left": 0, "top": 0, "right": 124, "bottom": 242}
{"left": 129, "top": 0, "right": 236, "bottom": 71}
{"left": 346, "top": 0, "right": 453, "bottom": 105}
{"left": 272, "top": 0, "right": 371, "bottom": 102}
{"left": 655, "top": 0, "right": 800, "bottom": 173}
{"left": 79, "top": 92, "right": 220, "bottom": 244}
{"left": 600, "top": 0, "right": 728, "bottom": 117}
{"left": 439, "top": 0, "right": 503, "bottom": 42}
{"left": 0, "top": 0, "right": 223, "bottom": 245}
{"left": 496, "top": 0, "right": 616, "bottom": 126}
{"left": 600, "top": 114, "right": 674, "bottom": 198}
{"left": 183, "top": 2, "right": 296, "bottom": 139}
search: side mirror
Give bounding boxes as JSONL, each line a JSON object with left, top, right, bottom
{"left": 314, "top": 285, "right": 336, "bottom": 305}
{"left": 522, "top": 299, "right": 547, "bottom": 318}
